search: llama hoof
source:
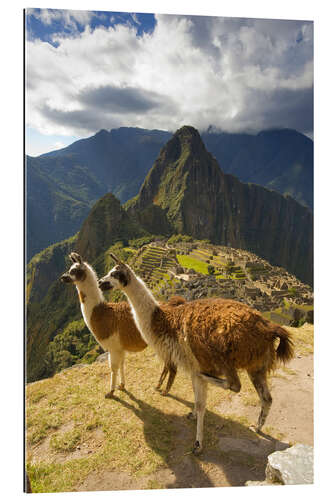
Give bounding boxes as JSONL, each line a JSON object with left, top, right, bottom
{"left": 187, "top": 411, "right": 196, "bottom": 420}
{"left": 105, "top": 391, "right": 115, "bottom": 399}
{"left": 192, "top": 441, "right": 203, "bottom": 455}
{"left": 250, "top": 424, "right": 261, "bottom": 434}
{"left": 118, "top": 383, "right": 125, "bottom": 391}
{"left": 160, "top": 390, "right": 168, "bottom": 396}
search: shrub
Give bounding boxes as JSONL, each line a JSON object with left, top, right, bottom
{"left": 106, "top": 241, "right": 132, "bottom": 263}
{"left": 45, "top": 319, "right": 97, "bottom": 376}
{"left": 167, "top": 234, "right": 193, "bottom": 245}
{"left": 129, "top": 235, "right": 163, "bottom": 249}
{"left": 207, "top": 265, "right": 215, "bottom": 275}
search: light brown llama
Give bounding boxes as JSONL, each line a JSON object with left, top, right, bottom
{"left": 99, "top": 254, "right": 294, "bottom": 454}
{"left": 61, "top": 252, "right": 182, "bottom": 398}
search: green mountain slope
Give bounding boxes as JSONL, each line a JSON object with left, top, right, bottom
{"left": 26, "top": 193, "right": 145, "bottom": 382}
{"left": 26, "top": 158, "right": 94, "bottom": 260}
{"left": 26, "top": 129, "right": 313, "bottom": 382}
{"left": 26, "top": 128, "right": 170, "bottom": 260}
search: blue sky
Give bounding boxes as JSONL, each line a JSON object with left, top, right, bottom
{"left": 26, "top": 9, "right": 157, "bottom": 46}
{"left": 25, "top": 8, "right": 313, "bottom": 156}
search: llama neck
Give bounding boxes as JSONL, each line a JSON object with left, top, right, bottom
{"left": 125, "top": 275, "right": 158, "bottom": 345}
{"left": 75, "top": 267, "right": 104, "bottom": 330}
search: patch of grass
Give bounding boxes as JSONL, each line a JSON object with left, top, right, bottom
{"left": 286, "top": 324, "right": 314, "bottom": 356}
{"left": 26, "top": 350, "right": 188, "bottom": 491}
{"left": 146, "top": 479, "right": 165, "bottom": 489}
{"left": 26, "top": 323, "right": 314, "bottom": 492}
{"left": 50, "top": 428, "right": 82, "bottom": 452}
{"left": 176, "top": 254, "right": 209, "bottom": 274}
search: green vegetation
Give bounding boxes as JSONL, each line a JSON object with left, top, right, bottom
{"left": 167, "top": 234, "right": 193, "bottom": 245}
{"left": 106, "top": 241, "right": 133, "bottom": 263}
{"left": 26, "top": 323, "right": 314, "bottom": 492}
{"left": 45, "top": 320, "right": 99, "bottom": 376}
{"left": 207, "top": 264, "right": 215, "bottom": 275}
{"left": 176, "top": 254, "right": 209, "bottom": 274}
{"left": 129, "top": 235, "right": 162, "bottom": 248}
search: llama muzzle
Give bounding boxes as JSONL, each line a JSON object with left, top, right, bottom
{"left": 98, "top": 278, "right": 113, "bottom": 291}
{"left": 60, "top": 273, "right": 72, "bottom": 283}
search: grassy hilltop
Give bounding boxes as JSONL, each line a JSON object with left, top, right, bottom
{"left": 26, "top": 324, "right": 313, "bottom": 492}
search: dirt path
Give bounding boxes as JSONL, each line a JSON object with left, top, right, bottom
{"left": 217, "top": 354, "right": 313, "bottom": 446}
{"left": 76, "top": 353, "right": 313, "bottom": 491}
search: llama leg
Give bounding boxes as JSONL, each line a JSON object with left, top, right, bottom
{"left": 247, "top": 369, "right": 272, "bottom": 432}
{"left": 192, "top": 375, "right": 208, "bottom": 454}
{"left": 161, "top": 363, "right": 177, "bottom": 396}
{"left": 225, "top": 367, "right": 241, "bottom": 393}
{"left": 105, "top": 350, "right": 121, "bottom": 398}
{"left": 118, "top": 352, "right": 125, "bottom": 390}
{"left": 155, "top": 364, "right": 169, "bottom": 392}
{"left": 187, "top": 372, "right": 199, "bottom": 420}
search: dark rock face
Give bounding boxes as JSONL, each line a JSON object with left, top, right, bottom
{"left": 203, "top": 128, "right": 313, "bottom": 210}
{"left": 126, "top": 126, "right": 313, "bottom": 284}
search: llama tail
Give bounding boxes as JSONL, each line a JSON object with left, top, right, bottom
{"left": 273, "top": 325, "right": 294, "bottom": 364}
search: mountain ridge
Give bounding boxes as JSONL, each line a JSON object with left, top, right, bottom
{"left": 27, "top": 125, "right": 313, "bottom": 260}
{"left": 126, "top": 126, "right": 313, "bottom": 285}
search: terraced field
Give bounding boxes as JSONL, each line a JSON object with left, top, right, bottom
{"left": 177, "top": 247, "right": 247, "bottom": 279}
{"left": 126, "top": 241, "right": 312, "bottom": 320}
{"left": 132, "top": 246, "right": 178, "bottom": 291}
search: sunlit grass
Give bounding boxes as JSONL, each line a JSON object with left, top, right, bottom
{"left": 176, "top": 254, "right": 209, "bottom": 274}
{"left": 26, "top": 324, "right": 313, "bottom": 492}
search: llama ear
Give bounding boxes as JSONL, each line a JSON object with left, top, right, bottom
{"left": 109, "top": 252, "right": 122, "bottom": 265}
{"left": 69, "top": 252, "right": 82, "bottom": 264}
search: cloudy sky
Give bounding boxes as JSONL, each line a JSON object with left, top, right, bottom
{"left": 25, "top": 8, "right": 313, "bottom": 156}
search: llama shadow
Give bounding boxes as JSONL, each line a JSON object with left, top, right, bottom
{"left": 111, "top": 389, "right": 289, "bottom": 488}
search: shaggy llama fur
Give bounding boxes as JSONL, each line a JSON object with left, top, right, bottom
{"left": 99, "top": 255, "right": 294, "bottom": 453}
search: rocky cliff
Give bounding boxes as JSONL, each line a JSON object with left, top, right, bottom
{"left": 126, "top": 126, "right": 313, "bottom": 284}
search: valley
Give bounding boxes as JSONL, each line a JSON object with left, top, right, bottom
{"left": 26, "top": 125, "right": 314, "bottom": 383}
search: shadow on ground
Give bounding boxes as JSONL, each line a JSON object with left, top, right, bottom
{"left": 79, "top": 389, "right": 289, "bottom": 490}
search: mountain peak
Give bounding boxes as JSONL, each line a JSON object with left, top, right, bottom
{"left": 76, "top": 193, "right": 145, "bottom": 261}
{"left": 95, "top": 129, "right": 109, "bottom": 136}
{"left": 162, "top": 125, "right": 209, "bottom": 164}
{"left": 126, "top": 126, "right": 224, "bottom": 234}
{"left": 126, "top": 126, "right": 313, "bottom": 285}
{"left": 174, "top": 125, "right": 201, "bottom": 139}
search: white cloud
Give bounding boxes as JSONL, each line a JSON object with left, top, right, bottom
{"left": 25, "top": 13, "right": 313, "bottom": 138}
{"left": 28, "top": 8, "right": 96, "bottom": 30}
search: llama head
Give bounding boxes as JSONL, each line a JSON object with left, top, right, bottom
{"left": 98, "top": 252, "right": 132, "bottom": 291}
{"left": 60, "top": 252, "right": 88, "bottom": 284}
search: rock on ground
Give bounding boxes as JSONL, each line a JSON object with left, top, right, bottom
{"left": 266, "top": 443, "right": 314, "bottom": 485}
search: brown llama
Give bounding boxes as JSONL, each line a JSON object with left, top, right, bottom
{"left": 61, "top": 253, "right": 184, "bottom": 398}
{"left": 99, "top": 254, "right": 294, "bottom": 454}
